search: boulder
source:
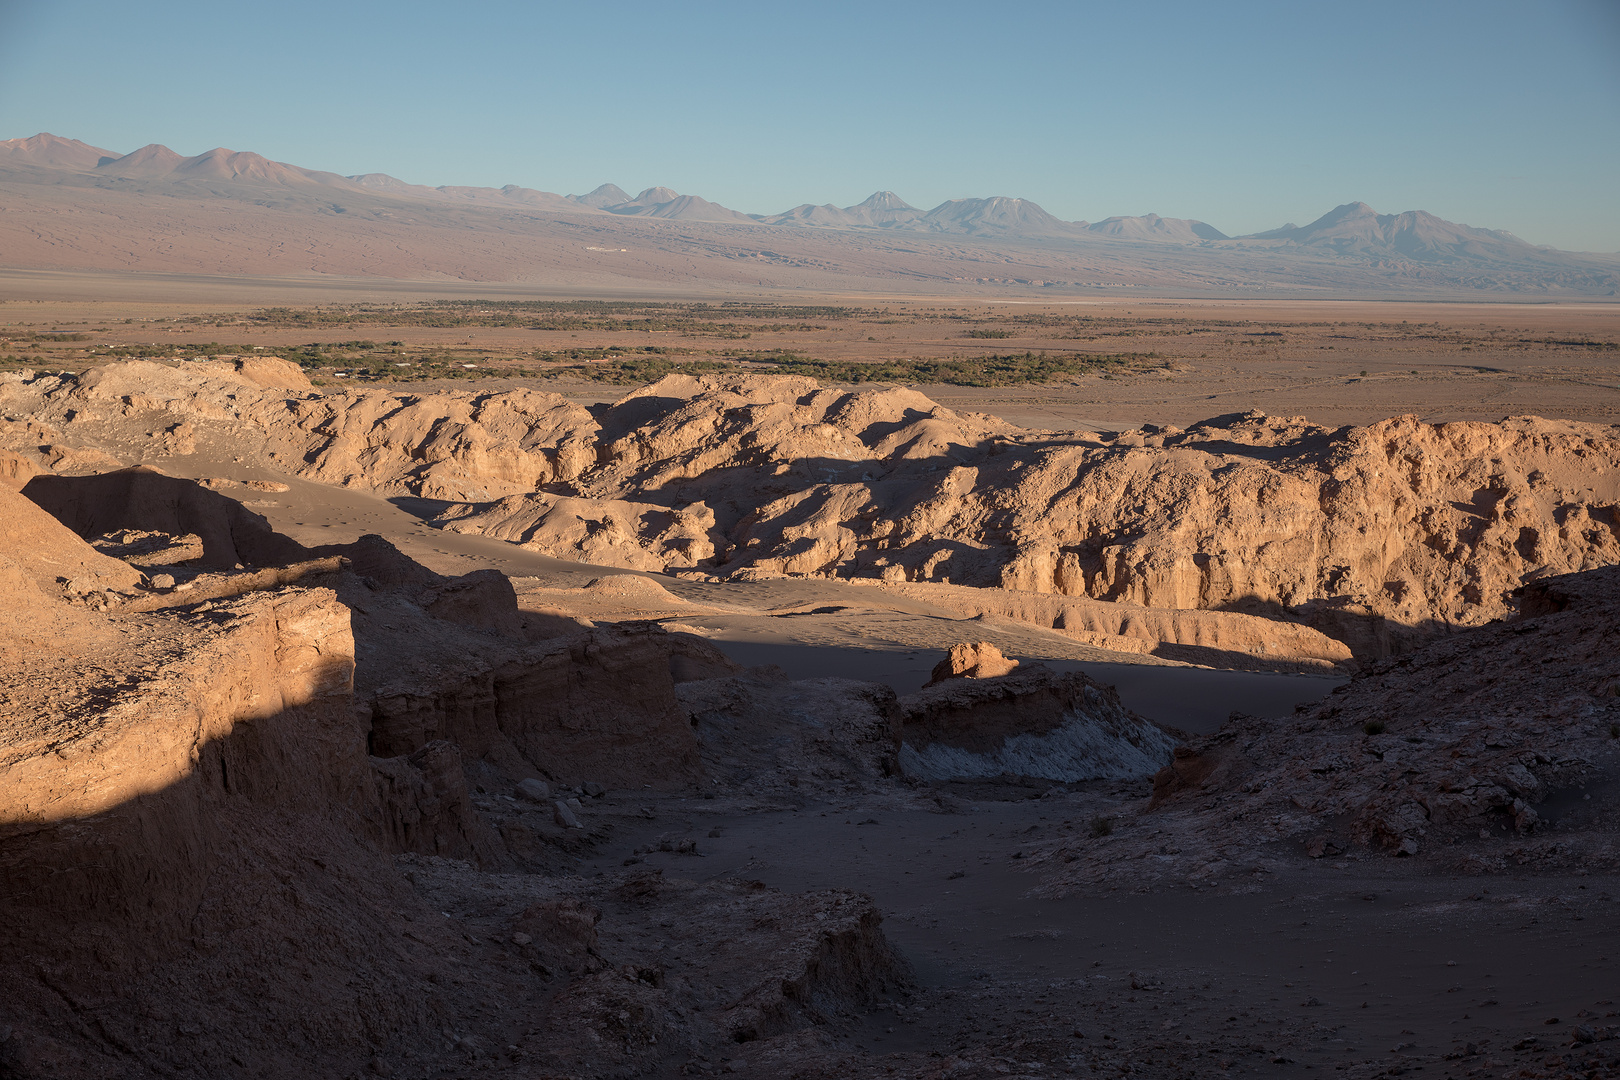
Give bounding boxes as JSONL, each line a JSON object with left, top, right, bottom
{"left": 926, "top": 641, "right": 1019, "bottom": 684}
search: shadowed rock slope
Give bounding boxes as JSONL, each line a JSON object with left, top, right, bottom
{"left": 0, "top": 477, "right": 917, "bottom": 1080}
{"left": 1025, "top": 564, "right": 1620, "bottom": 892}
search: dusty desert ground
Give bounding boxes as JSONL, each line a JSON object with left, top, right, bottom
{"left": 3, "top": 270, "right": 1618, "bottom": 429}
{"left": 1, "top": 279, "right": 1618, "bottom": 1080}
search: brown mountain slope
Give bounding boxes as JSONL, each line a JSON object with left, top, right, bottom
{"left": 8, "top": 170, "right": 1615, "bottom": 297}
{"left": 1, "top": 134, "right": 1617, "bottom": 295}
{"left": 1244, "top": 201, "right": 1551, "bottom": 262}
{"left": 567, "top": 182, "right": 633, "bottom": 208}
{"left": 918, "top": 196, "right": 1080, "bottom": 238}
{"left": 0, "top": 132, "right": 117, "bottom": 170}
{"left": 1083, "top": 214, "right": 1229, "bottom": 242}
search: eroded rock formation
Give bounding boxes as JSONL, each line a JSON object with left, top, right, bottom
{"left": 6, "top": 363, "right": 1617, "bottom": 666}
{"left": 925, "top": 640, "right": 1020, "bottom": 684}
{"left": 0, "top": 472, "right": 915, "bottom": 1079}
{"left": 1031, "top": 563, "right": 1620, "bottom": 890}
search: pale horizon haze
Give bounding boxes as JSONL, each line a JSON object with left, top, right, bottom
{"left": 1, "top": 0, "right": 1618, "bottom": 251}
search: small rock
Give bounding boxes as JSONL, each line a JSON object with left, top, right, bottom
{"left": 708, "top": 827, "right": 723, "bottom": 838}
{"left": 676, "top": 838, "right": 697, "bottom": 854}
{"left": 553, "top": 801, "right": 583, "bottom": 829}
{"left": 927, "top": 641, "right": 1019, "bottom": 685}
{"left": 516, "top": 779, "right": 551, "bottom": 802}
{"left": 511, "top": 932, "right": 532, "bottom": 946}
{"left": 150, "top": 573, "right": 177, "bottom": 590}
{"left": 173, "top": 582, "right": 194, "bottom": 593}
{"left": 566, "top": 797, "right": 583, "bottom": 812}
{"left": 1305, "top": 836, "right": 1343, "bottom": 858}
{"left": 582, "top": 781, "right": 606, "bottom": 797}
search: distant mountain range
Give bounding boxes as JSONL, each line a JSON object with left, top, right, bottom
{"left": 1, "top": 132, "right": 1616, "bottom": 297}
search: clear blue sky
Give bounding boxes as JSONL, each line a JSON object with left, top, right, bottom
{"left": 3, "top": 0, "right": 1618, "bottom": 251}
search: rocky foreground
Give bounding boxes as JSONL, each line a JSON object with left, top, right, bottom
{"left": 0, "top": 466, "right": 1177, "bottom": 1079}
{"left": 0, "top": 451, "right": 1618, "bottom": 1078}
{"left": 2, "top": 362, "right": 1620, "bottom": 1078}
{"left": 4, "top": 360, "right": 1619, "bottom": 672}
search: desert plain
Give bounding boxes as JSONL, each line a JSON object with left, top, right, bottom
{"left": 1, "top": 272, "right": 1619, "bottom": 1080}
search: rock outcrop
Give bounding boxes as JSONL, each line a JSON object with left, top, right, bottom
{"left": 6, "top": 363, "right": 1620, "bottom": 667}
{"left": 363, "top": 623, "right": 702, "bottom": 790}
{"left": 431, "top": 383, "right": 1620, "bottom": 657}
{"left": 21, "top": 467, "right": 704, "bottom": 794}
{"left": 898, "top": 665, "right": 1179, "bottom": 783}
{"left": 0, "top": 481, "right": 147, "bottom": 602}
{"left": 876, "top": 578, "right": 1357, "bottom": 672}
{"left": 1034, "top": 563, "right": 1620, "bottom": 890}
{"left": 925, "top": 640, "right": 1020, "bottom": 684}
{"left": 0, "top": 359, "right": 598, "bottom": 501}
{"left": 23, "top": 465, "right": 309, "bottom": 569}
